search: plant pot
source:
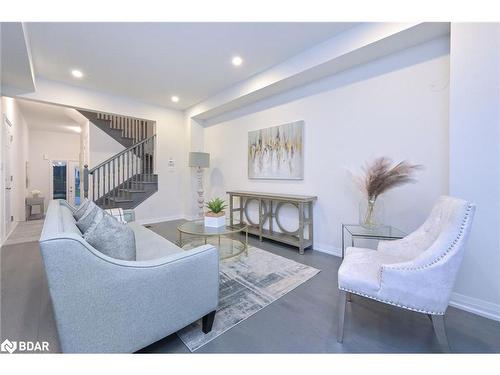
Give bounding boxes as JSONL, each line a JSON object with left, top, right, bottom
{"left": 359, "top": 198, "right": 384, "bottom": 229}
{"left": 204, "top": 211, "right": 226, "bottom": 227}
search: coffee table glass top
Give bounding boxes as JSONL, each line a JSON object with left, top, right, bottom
{"left": 343, "top": 224, "right": 406, "bottom": 239}
{"left": 177, "top": 220, "right": 247, "bottom": 236}
{"left": 177, "top": 220, "right": 248, "bottom": 260}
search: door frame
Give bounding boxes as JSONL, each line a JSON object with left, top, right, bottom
{"left": 1, "top": 114, "right": 15, "bottom": 243}
{"left": 49, "top": 159, "right": 80, "bottom": 205}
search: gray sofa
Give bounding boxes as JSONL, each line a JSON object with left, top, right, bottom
{"left": 39, "top": 200, "right": 219, "bottom": 353}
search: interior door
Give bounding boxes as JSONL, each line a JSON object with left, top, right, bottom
{"left": 2, "top": 116, "right": 14, "bottom": 238}
{"left": 67, "top": 161, "right": 81, "bottom": 206}
{"left": 51, "top": 160, "right": 67, "bottom": 201}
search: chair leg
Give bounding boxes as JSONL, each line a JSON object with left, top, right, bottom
{"left": 431, "top": 315, "right": 451, "bottom": 353}
{"left": 337, "top": 290, "right": 347, "bottom": 343}
{"left": 202, "top": 311, "right": 216, "bottom": 334}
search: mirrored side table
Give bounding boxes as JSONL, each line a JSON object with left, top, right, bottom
{"left": 341, "top": 224, "right": 406, "bottom": 258}
{"left": 26, "top": 197, "right": 45, "bottom": 221}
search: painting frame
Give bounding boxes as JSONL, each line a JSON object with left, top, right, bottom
{"left": 248, "top": 120, "right": 304, "bottom": 180}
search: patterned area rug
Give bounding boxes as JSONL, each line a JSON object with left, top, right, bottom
{"left": 177, "top": 246, "right": 320, "bottom": 351}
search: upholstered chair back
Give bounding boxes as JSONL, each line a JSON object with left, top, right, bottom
{"left": 380, "top": 196, "right": 475, "bottom": 313}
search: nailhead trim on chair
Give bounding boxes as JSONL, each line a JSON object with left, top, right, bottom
{"left": 339, "top": 287, "right": 445, "bottom": 315}
{"left": 383, "top": 204, "right": 473, "bottom": 272}
{"left": 339, "top": 204, "right": 474, "bottom": 316}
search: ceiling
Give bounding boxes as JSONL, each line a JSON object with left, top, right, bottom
{"left": 17, "top": 99, "right": 85, "bottom": 134}
{"left": 0, "top": 23, "right": 36, "bottom": 95}
{"left": 25, "top": 22, "right": 358, "bottom": 109}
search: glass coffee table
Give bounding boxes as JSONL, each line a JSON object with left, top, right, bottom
{"left": 177, "top": 220, "right": 249, "bottom": 260}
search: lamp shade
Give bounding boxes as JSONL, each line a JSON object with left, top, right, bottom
{"left": 189, "top": 152, "right": 210, "bottom": 168}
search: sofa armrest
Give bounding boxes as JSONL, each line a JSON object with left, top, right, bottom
{"left": 40, "top": 238, "right": 219, "bottom": 353}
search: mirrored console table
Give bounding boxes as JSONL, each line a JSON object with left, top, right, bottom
{"left": 227, "top": 190, "right": 317, "bottom": 254}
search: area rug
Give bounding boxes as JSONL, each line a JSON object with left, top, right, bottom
{"left": 177, "top": 246, "right": 320, "bottom": 352}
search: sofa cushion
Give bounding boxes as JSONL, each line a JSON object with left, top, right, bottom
{"left": 76, "top": 202, "right": 101, "bottom": 234}
{"left": 60, "top": 204, "right": 83, "bottom": 237}
{"left": 73, "top": 199, "right": 90, "bottom": 221}
{"left": 84, "top": 210, "right": 136, "bottom": 261}
{"left": 127, "top": 222, "right": 183, "bottom": 261}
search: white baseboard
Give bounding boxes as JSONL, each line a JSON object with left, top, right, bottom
{"left": 1, "top": 221, "right": 18, "bottom": 247}
{"left": 313, "top": 242, "right": 342, "bottom": 257}
{"left": 449, "top": 292, "right": 500, "bottom": 322}
{"left": 137, "top": 215, "right": 186, "bottom": 225}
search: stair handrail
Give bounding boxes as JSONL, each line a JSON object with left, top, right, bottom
{"left": 88, "top": 134, "right": 156, "bottom": 174}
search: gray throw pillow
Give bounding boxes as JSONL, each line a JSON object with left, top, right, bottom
{"left": 76, "top": 201, "right": 101, "bottom": 234}
{"left": 73, "top": 199, "right": 90, "bottom": 221}
{"left": 84, "top": 210, "right": 136, "bottom": 261}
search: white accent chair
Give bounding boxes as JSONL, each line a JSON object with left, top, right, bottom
{"left": 337, "top": 196, "right": 475, "bottom": 352}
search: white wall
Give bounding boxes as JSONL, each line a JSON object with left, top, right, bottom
{"left": 20, "top": 79, "right": 187, "bottom": 222}
{"left": 448, "top": 23, "right": 500, "bottom": 319}
{"left": 1, "top": 97, "right": 29, "bottom": 241}
{"left": 88, "top": 122, "right": 125, "bottom": 167}
{"left": 28, "top": 130, "right": 81, "bottom": 212}
{"left": 203, "top": 38, "right": 450, "bottom": 255}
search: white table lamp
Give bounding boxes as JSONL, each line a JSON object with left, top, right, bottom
{"left": 189, "top": 152, "right": 210, "bottom": 218}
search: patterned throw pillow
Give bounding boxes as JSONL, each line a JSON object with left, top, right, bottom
{"left": 73, "top": 199, "right": 90, "bottom": 221}
{"left": 76, "top": 201, "right": 101, "bottom": 234}
{"left": 84, "top": 210, "right": 136, "bottom": 261}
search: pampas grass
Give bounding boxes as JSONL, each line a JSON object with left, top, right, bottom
{"left": 354, "top": 157, "right": 422, "bottom": 201}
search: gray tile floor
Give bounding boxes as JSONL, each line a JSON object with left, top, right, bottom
{"left": 1, "top": 219, "right": 500, "bottom": 353}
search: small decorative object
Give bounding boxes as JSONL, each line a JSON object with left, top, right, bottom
{"left": 189, "top": 152, "right": 210, "bottom": 219}
{"left": 204, "top": 197, "right": 227, "bottom": 228}
{"left": 31, "top": 189, "right": 41, "bottom": 198}
{"left": 248, "top": 121, "right": 304, "bottom": 180}
{"left": 353, "top": 157, "right": 422, "bottom": 229}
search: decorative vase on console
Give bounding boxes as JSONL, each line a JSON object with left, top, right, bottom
{"left": 204, "top": 197, "right": 227, "bottom": 228}
{"left": 353, "top": 157, "right": 422, "bottom": 230}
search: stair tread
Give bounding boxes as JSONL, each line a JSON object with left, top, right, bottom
{"left": 108, "top": 197, "right": 134, "bottom": 202}
{"left": 132, "top": 181, "right": 157, "bottom": 184}
{"left": 119, "top": 189, "right": 146, "bottom": 193}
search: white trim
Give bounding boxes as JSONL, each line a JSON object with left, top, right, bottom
{"left": 1, "top": 221, "right": 18, "bottom": 247}
{"left": 136, "top": 215, "right": 186, "bottom": 225}
{"left": 449, "top": 292, "right": 500, "bottom": 322}
{"left": 313, "top": 242, "right": 342, "bottom": 257}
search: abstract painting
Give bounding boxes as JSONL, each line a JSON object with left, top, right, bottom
{"left": 248, "top": 121, "right": 304, "bottom": 179}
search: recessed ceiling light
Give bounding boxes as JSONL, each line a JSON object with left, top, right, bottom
{"left": 232, "top": 56, "right": 243, "bottom": 66}
{"left": 171, "top": 96, "right": 179, "bottom": 103}
{"left": 71, "top": 69, "right": 83, "bottom": 78}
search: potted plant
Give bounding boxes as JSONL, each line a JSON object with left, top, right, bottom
{"left": 204, "top": 197, "right": 227, "bottom": 227}
{"left": 353, "top": 157, "right": 422, "bottom": 229}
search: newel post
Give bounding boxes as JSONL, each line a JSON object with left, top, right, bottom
{"left": 83, "top": 164, "right": 89, "bottom": 199}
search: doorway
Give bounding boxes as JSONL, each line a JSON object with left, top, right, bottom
{"left": 51, "top": 161, "right": 67, "bottom": 200}
{"left": 50, "top": 160, "right": 81, "bottom": 206}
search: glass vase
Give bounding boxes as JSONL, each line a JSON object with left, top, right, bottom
{"left": 359, "top": 198, "right": 384, "bottom": 229}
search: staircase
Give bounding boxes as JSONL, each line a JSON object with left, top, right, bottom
{"left": 80, "top": 111, "right": 157, "bottom": 209}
